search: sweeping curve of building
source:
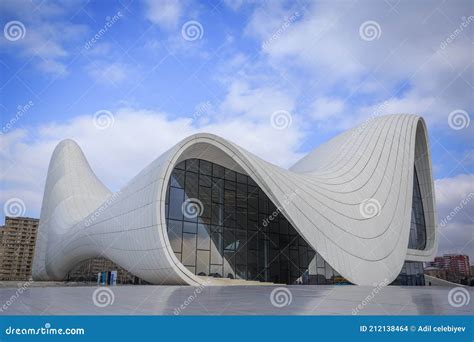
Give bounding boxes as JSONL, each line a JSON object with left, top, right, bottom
{"left": 32, "top": 114, "right": 437, "bottom": 286}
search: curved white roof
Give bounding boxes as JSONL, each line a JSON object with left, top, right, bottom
{"left": 32, "top": 114, "right": 437, "bottom": 286}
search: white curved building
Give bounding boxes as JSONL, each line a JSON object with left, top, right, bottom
{"left": 32, "top": 114, "right": 437, "bottom": 286}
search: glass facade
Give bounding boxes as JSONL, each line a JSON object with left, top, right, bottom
{"left": 408, "top": 168, "right": 427, "bottom": 250}
{"left": 391, "top": 261, "right": 425, "bottom": 286}
{"left": 165, "top": 158, "right": 341, "bottom": 284}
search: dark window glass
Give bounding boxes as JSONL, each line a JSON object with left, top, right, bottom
{"left": 212, "top": 164, "right": 224, "bottom": 179}
{"left": 167, "top": 220, "right": 182, "bottom": 253}
{"left": 210, "top": 232, "right": 223, "bottom": 264}
{"left": 196, "top": 250, "right": 210, "bottom": 276}
{"left": 212, "top": 179, "right": 224, "bottom": 203}
{"left": 199, "top": 174, "right": 212, "bottom": 188}
{"left": 182, "top": 233, "right": 196, "bottom": 266}
{"left": 168, "top": 187, "right": 184, "bottom": 220}
{"left": 183, "top": 221, "right": 197, "bottom": 233}
{"left": 186, "top": 159, "right": 199, "bottom": 173}
{"left": 165, "top": 158, "right": 321, "bottom": 284}
{"left": 236, "top": 173, "right": 247, "bottom": 184}
{"left": 224, "top": 230, "right": 236, "bottom": 251}
{"left": 225, "top": 169, "right": 236, "bottom": 181}
{"left": 199, "top": 186, "right": 211, "bottom": 204}
{"left": 211, "top": 204, "right": 223, "bottom": 225}
{"left": 185, "top": 172, "right": 198, "bottom": 198}
{"left": 199, "top": 160, "right": 212, "bottom": 175}
{"left": 175, "top": 161, "right": 186, "bottom": 170}
{"left": 170, "top": 169, "right": 185, "bottom": 188}
{"left": 408, "top": 168, "right": 427, "bottom": 250}
{"left": 236, "top": 183, "right": 247, "bottom": 208}
{"left": 197, "top": 224, "right": 210, "bottom": 250}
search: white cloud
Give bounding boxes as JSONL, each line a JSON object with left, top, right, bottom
{"left": 435, "top": 174, "right": 474, "bottom": 260}
{"left": 223, "top": 0, "right": 249, "bottom": 12}
{"left": 86, "top": 62, "right": 133, "bottom": 85}
{"left": 311, "top": 97, "right": 345, "bottom": 121}
{"left": 0, "top": 0, "right": 89, "bottom": 77}
{"left": 219, "top": 80, "right": 296, "bottom": 120}
{"left": 244, "top": 0, "right": 473, "bottom": 129}
{"left": 0, "top": 107, "right": 305, "bottom": 219}
{"left": 144, "top": 0, "right": 183, "bottom": 28}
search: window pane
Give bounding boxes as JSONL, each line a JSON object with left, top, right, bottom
{"left": 197, "top": 224, "right": 210, "bottom": 250}
{"left": 210, "top": 232, "right": 223, "bottom": 264}
{"left": 211, "top": 204, "right": 223, "bottom": 225}
{"left": 236, "top": 183, "right": 247, "bottom": 208}
{"left": 185, "top": 159, "right": 199, "bottom": 173}
{"left": 175, "top": 161, "right": 186, "bottom": 170}
{"left": 212, "top": 179, "right": 224, "bottom": 203}
{"left": 196, "top": 250, "right": 210, "bottom": 276}
{"left": 224, "top": 230, "right": 235, "bottom": 251}
{"left": 171, "top": 169, "right": 185, "bottom": 188}
{"left": 183, "top": 221, "right": 197, "bottom": 234}
{"left": 199, "top": 160, "right": 212, "bottom": 175}
{"left": 225, "top": 169, "right": 236, "bottom": 181}
{"left": 168, "top": 187, "right": 184, "bottom": 220}
{"left": 210, "top": 264, "right": 223, "bottom": 278}
{"left": 182, "top": 233, "right": 196, "bottom": 266}
{"left": 199, "top": 174, "right": 212, "bottom": 188}
{"left": 213, "top": 164, "right": 224, "bottom": 178}
{"left": 185, "top": 172, "right": 198, "bottom": 198}
{"left": 167, "top": 220, "right": 182, "bottom": 253}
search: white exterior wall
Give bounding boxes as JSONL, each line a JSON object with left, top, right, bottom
{"left": 32, "top": 114, "right": 437, "bottom": 286}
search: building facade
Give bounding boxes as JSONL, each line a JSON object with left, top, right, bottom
{"left": 429, "top": 254, "right": 471, "bottom": 276}
{"left": 0, "top": 216, "right": 39, "bottom": 281}
{"left": 32, "top": 114, "right": 438, "bottom": 286}
{"left": 427, "top": 254, "right": 471, "bottom": 284}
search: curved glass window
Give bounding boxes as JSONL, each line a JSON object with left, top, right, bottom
{"left": 165, "top": 158, "right": 343, "bottom": 284}
{"left": 408, "top": 167, "right": 427, "bottom": 250}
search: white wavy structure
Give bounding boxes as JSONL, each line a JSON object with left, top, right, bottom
{"left": 32, "top": 114, "right": 437, "bottom": 286}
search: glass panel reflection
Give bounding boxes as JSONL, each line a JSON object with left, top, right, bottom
{"left": 408, "top": 167, "right": 427, "bottom": 250}
{"left": 165, "top": 158, "right": 347, "bottom": 284}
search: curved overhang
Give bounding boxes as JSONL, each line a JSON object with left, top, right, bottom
{"left": 32, "top": 114, "right": 437, "bottom": 286}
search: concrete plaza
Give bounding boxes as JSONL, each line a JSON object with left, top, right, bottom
{"left": 0, "top": 284, "right": 472, "bottom": 316}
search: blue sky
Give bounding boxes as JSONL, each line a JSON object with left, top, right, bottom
{"left": 0, "top": 0, "right": 473, "bottom": 258}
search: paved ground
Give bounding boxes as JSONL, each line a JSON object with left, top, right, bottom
{"left": 0, "top": 284, "right": 472, "bottom": 315}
